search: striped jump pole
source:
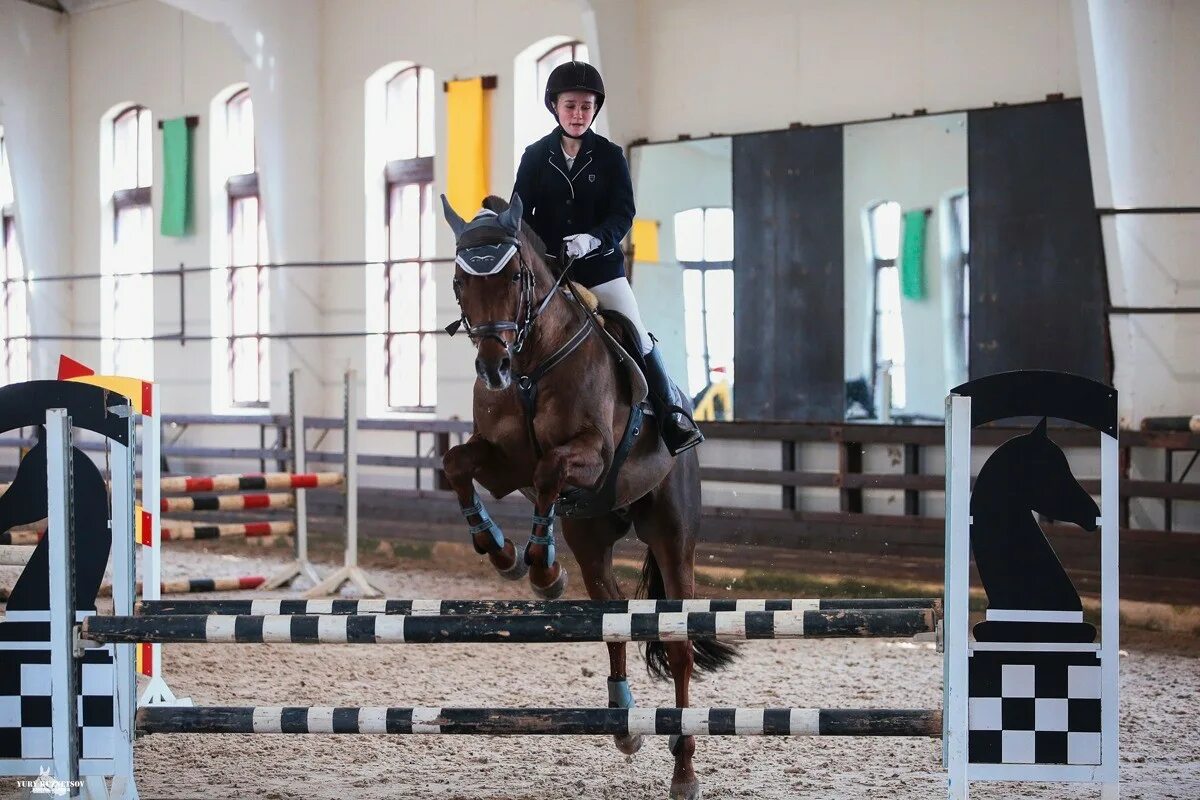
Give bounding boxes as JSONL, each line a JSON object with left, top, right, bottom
{"left": 160, "top": 520, "right": 295, "bottom": 542}
{"left": 136, "top": 597, "right": 943, "bottom": 617}
{"left": 0, "top": 528, "right": 43, "bottom": 546}
{"left": 160, "top": 493, "right": 295, "bottom": 513}
{"left": 92, "top": 576, "right": 268, "bottom": 598}
{"left": 159, "top": 472, "right": 344, "bottom": 494}
{"left": 137, "top": 706, "right": 943, "bottom": 738}
{"left": 82, "top": 608, "right": 938, "bottom": 644}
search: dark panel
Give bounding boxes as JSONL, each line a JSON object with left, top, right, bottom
{"left": 968, "top": 101, "right": 1110, "bottom": 383}
{"left": 733, "top": 126, "right": 844, "bottom": 420}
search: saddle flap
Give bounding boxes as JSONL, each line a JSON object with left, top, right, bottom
{"left": 592, "top": 309, "right": 650, "bottom": 408}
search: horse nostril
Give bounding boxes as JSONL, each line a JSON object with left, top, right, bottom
{"left": 499, "top": 357, "right": 511, "bottom": 375}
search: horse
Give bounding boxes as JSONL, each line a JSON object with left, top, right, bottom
{"left": 439, "top": 194, "right": 735, "bottom": 800}
{"left": 969, "top": 417, "right": 1099, "bottom": 643}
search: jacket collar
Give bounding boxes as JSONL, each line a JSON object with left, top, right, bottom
{"left": 547, "top": 127, "right": 596, "bottom": 175}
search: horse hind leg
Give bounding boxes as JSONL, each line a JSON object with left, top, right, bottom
{"left": 562, "top": 519, "right": 643, "bottom": 756}
{"left": 442, "top": 437, "right": 528, "bottom": 581}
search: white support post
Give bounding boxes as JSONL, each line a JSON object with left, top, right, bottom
{"left": 943, "top": 394, "right": 972, "bottom": 800}
{"left": 1100, "top": 431, "right": 1120, "bottom": 799}
{"left": 264, "top": 370, "right": 324, "bottom": 590}
{"left": 138, "top": 393, "right": 191, "bottom": 708}
{"left": 107, "top": 404, "right": 139, "bottom": 798}
{"left": 306, "top": 370, "right": 381, "bottom": 598}
{"left": 45, "top": 408, "right": 80, "bottom": 795}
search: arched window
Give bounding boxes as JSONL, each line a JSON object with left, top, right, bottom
{"left": 102, "top": 104, "right": 154, "bottom": 377}
{"left": 373, "top": 64, "right": 436, "bottom": 411}
{"left": 211, "top": 86, "right": 269, "bottom": 408}
{"left": 673, "top": 207, "right": 734, "bottom": 398}
{"left": 864, "top": 200, "right": 906, "bottom": 411}
{"left": 513, "top": 38, "right": 589, "bottom": 169}
{"left": 0, "top": 128, "right": 29, "bottom": 384}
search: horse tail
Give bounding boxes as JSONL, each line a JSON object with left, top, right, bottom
{"left": 637, "top": 550, "right": 738, "bottom": 680}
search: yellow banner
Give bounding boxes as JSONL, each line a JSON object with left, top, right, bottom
{"left": 446, "top": 77, "right": 491, "bottom": 218}
{"left": 632, "top": 218, "right": 660, "bottom": 263}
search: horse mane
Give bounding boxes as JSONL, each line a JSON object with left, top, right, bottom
{"left": 481, "top": 195, "right": 555, "bottom": 275}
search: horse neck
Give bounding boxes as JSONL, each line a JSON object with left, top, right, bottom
{"left": 514, "top": 253, "right": 586, "bottom": 371}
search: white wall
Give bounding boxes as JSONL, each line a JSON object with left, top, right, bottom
{"left": 67, "top": 0, "right": 246, "bottom": 411}
{"left": 637, "top": 0, "right": 1079, "bottom": 142}
{"left": 1074, "top": 0, "right": 1200, "bottom": 426}
{"left": 0, "top": 0, "right": 72, "bottom": 381}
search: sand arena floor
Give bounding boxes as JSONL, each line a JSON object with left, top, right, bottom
{"left": 1, "top": 540, "right": 1197, "bottom": 800}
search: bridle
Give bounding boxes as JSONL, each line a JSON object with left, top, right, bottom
{"left": 446, "top": 234, "right": 578, "bottom": 358}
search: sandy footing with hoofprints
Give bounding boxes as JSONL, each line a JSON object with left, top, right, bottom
{"left": 1, "top": 542, "right": 1197, "bottom": 800}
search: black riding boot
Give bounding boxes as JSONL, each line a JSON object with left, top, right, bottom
{"left": 643, "top": 343, "right": 705, "bottom": 456}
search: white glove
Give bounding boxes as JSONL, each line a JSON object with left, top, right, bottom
{"left": 563, "top": 233, "right": 601, "bottom": 259}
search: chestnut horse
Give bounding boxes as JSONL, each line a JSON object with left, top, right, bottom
{"left": 439, "top": 194, "right": 733, "bottom": 800}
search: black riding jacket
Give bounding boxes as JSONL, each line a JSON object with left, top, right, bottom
{"left": 513, "top": 127, "right": 635, "bottom": 287}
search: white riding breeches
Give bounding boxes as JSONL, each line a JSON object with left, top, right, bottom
{"left": 589, "top": 277, "right": 654, "bottom": 355}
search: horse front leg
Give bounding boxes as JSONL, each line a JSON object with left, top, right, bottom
{"left": 442, "top": 435, "right": 528, "bottom": 581}
{"left": 524, "top": 431, "right": 607, "bottom": 599}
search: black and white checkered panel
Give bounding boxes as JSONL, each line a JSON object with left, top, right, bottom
{"left": 0, "top": 617, "right": 117, "bottom": 764}
{"left": 967, "top": 648, "right": 1102, "bottom": 766}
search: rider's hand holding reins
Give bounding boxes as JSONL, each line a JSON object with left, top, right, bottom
{"left": 562, "top": 233, "right": 600, "bottom": 259}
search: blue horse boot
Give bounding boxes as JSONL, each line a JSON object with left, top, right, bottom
{"left": 523, "top": 507, "right": 567, "bottom": 599}
{"left": 608, "top": 677, "right": 644, "bottom": 755}
{"left": 460, "top": 492, "right": 527, "bottom": 580}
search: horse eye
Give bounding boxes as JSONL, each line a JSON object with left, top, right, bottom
{"left": 510, "top": 271, "right": 521, "bottom": 283}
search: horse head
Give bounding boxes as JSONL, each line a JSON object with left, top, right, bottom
{"left": 1001, "top": 417, "right": 1099, "bottom": 531}
{"left": 441, "top": 193, "right": 556, "bottom": 391}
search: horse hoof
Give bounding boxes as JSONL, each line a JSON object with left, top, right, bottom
{"left": 531, "top": 566, "right": 568, "bottom": 599}
{"left": 669, "top": 778, "right": 701, "bottom": 800}
{"left": 614, "top": 733, "right": 643, "bottom": 755}
{"left": 495, "top": 542, "right": 528, "bottom": 581}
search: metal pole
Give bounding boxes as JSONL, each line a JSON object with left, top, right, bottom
{"left": 46, "top": 408, "right": 80, "bottom": 795}
{"left": 264, "top": 371, "right": 323, "bottom": 590}
{"left": 345, "top": 369, "right": 358, "bottom": 570}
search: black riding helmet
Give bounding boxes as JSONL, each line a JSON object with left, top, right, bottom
{"left": 544, "top": 60, "right": 606, "bottom": 117}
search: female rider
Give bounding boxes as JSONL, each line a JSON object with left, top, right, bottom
{"left": 513, "top": 61, "right": 704, "bottom": 456}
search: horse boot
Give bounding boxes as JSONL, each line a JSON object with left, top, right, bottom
{"left": 608, "top": 677, "right": 644, "bottom": 755}
{"left": 524, "top": 507, "right": 568, "bottom": 599}
{"left": 460, "top": 492, "right": 527, "bottom": 580}
{"left": 643, "top": 343, "right": 705, "bottom": 456}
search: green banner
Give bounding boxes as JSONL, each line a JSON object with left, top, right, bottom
{"left": 900, "top": 208, "right": 928, "bottom": 300}
{"left": 160, "top": 118, "right": 193, "bottom": 237}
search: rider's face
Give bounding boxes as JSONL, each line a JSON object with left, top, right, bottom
{"left": 555, "top": 91, "right": 597, "bottom": 137}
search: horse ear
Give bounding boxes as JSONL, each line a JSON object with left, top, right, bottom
{"left": 440, "top": 194, "right": 467, "bottom": 239}
{"left": 499, "top": 192, "right": 523, "bottom": 233}
{"left": 1034, "top": 417, "right": 1048, "bottom": 437}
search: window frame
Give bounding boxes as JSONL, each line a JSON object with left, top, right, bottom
{"left": 381, "top": 65, "right": 437, "bottom": 412}
{"left": 222, "top": 88, "right": 270, "bottom": 409}
{"left": 104, "top": 105, "right": 154, "bottom": 378}
{"left": 675, "top": 206, "right": 735, "bottom": 398}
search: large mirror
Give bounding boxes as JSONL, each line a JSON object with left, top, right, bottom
{"left": 629, "top": 137, "right": 734, "bottom": 420}
{"left": 843, "top": 113, "right": 968, "bottom": 423}
{"left": 630, "top": 113, "right": 970, "bottom": 424}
